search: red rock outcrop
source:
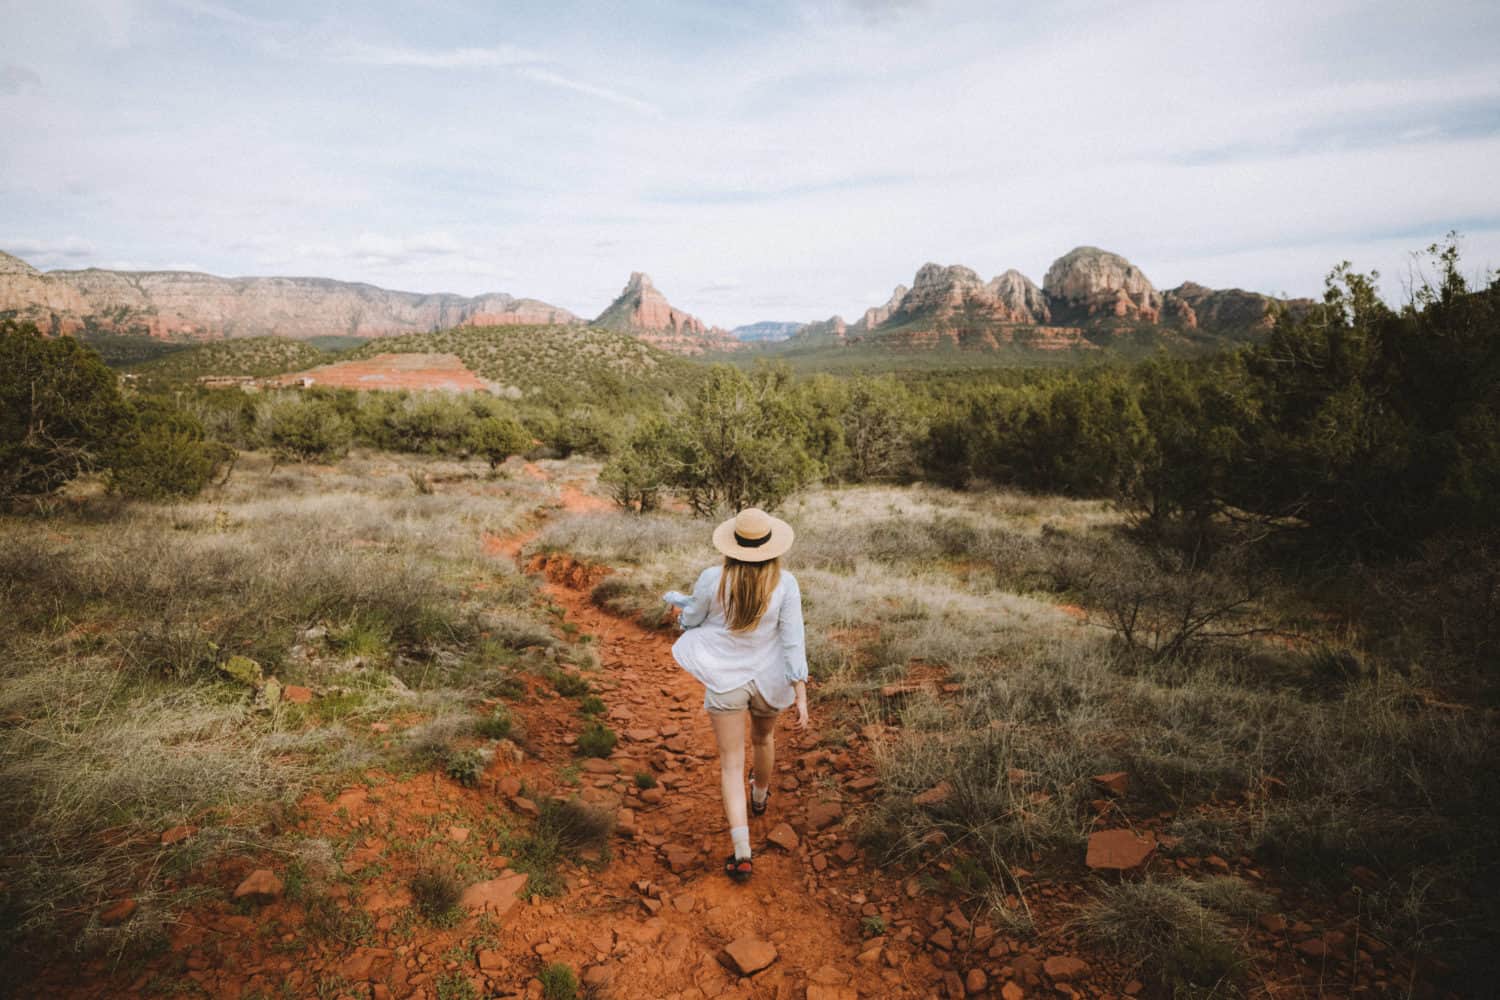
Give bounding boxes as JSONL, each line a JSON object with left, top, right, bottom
{"left": 850, "top": 284, "right": 908, "bottom": 332}
{"left": 0, "top": 250, "right": 581, "bottom": 341}
{"left": 1042, "top": 246, "right": 1163, "bottom": 323}
{"left": 592, "top": 272, "right": 738, "bottom": 355}
{"left": 1162, "top": 281, "right": 1315, "bottom": 333}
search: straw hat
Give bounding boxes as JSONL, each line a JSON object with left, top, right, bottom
{"left": 712, "top": 507, "right": 794, "bottom": 562}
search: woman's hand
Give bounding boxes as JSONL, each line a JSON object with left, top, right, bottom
{"left": 793, "top": 682, "right": 809, "bottom": 731}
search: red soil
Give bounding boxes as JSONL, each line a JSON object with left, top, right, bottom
{"left": 272, "top": 353, "right": 490, "bottom": 392}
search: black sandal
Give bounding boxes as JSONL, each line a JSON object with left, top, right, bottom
{"left": 724, "top": 853, "right": 753, "bottom": 883}
{"left": 749, "top": 772, "right": 770, "bottom": 817}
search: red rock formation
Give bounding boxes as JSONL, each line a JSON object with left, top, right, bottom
{"left": 1162, "top": 281, "right": 1315, "bottom": 332}
{"left": 592, "top": 272, "right": 738, "bottom": 355}
{"left": 1042, "top": 246, "right": 1162, "bottom": 323}
{"left": 0, "top": 249, "right": 581, "bottom": 341}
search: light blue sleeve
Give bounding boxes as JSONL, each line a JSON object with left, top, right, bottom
{"left": 779, "top": 573, "right": 808, "bottom": 685}
{"left": 677, "top": 567, "right": 718, "bottom": 630}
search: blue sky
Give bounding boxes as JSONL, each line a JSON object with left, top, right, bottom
{"left": 2, "top": 0, "right": 1497, "bottom": 326}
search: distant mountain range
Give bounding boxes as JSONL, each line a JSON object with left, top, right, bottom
{"left": 779, "top": 246, "right": 1316, "bottom": 352}
{"left": 1, "top": 245, "right": 1314, "bottom": 357}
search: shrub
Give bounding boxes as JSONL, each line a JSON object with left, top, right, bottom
{"left": 633, "top": 771, "right": 657, "bottom": 790}
{"left": 538, "top": 962, "right": 577, "bottom": 1000}
{"left": 467, "top": 414, "right": 531, "bottom": 469}
{"left": 577, "top": 695, "right": 606, "bottom": 717}
{"left": 108, "top": 397, "right": 231, "bottom": 500}
{"left": 550, "top": 671, "right": 591, "bottom": 698}
{"left": 1079, "top": 878, "right": 1247, "bottom": 996}
{"left": 1, "top": 321, "right": 132, "bottom": 503}
{"left": 257, "top": 394, "right": 352, "bottom": 462}
{"left": 575, "top": 721, "right": 617, "bottom": 758}
{"left": 476, "top": 706, "right": 514, "bottom": 740}
{"left": 537, "top": 797, "right": 615, "bottom": 852}
{"left": 443, "top": 748, "right": 484, "bottom": 787}
{"left": 409, "top": 866, "right": 463, "bottom": 926}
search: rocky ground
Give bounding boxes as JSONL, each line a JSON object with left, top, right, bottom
{"left": 46, "top": 472, "right": 1426, "bottom": 1000}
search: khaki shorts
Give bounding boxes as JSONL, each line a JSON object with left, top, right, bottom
{"left": 703, "top": 680, "right": 780, "bottom": 717}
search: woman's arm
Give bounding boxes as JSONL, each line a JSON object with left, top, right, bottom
{"left": 780, "top": 574, "right": 809, "bottom": 727}
{"left": 668, "top": 567, "right": 717, "bottom": 629}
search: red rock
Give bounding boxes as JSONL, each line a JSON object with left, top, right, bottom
{"left": 965, "top": 968, "right": 989, "bottom": 995}
{"left": 581, "top": 758, "right": 618, "bottom": 774}
{"left": 1043, "top": 956, "right": 1089, "bottom": 981}
{"left": 582, "top": 965, "right": 613, "bottom": 988}
{"left": 370, "top": 721, "right": 391, "bottom": 733}
{"left": 834, "top": 840, "right": 859, "bottom": 864}
{"left": 1091, "top": 771, "right": 1129, "bottom": 796}
{"left": 766, "top": 823, "right": 799, "bottom": 851}
{"left": 1002, "top": 982, "right": 1025, "bottom": 1000}
{"left": 99, "top": 899, "right": 137, "bottom": 925}
{"left": 1296, "top": 938, "right": 1329, "bottom": 959}
{"left": 1124, "top": 981, "right": 1143, "bottom": 996}
{"left": 1085, "top": 829, "right": 1156, "bottom": 871}
{"left": 779, "top": 774, "right": 800, "bottom": 791}
{"left": 1258, "top": 913, "right": 1287, "bottom": 934}
{"left": 913, "top": 781, "right": 953, "bottom": 808}
{"left": 945, "top": 908, "right": 972, "bottom": 934}
{"left": 806, "top": 800, "right": 844, "bottom": 830}
{"left": 846, "top": 776, "right": 878, "bottom": 792}
{"left": 929, "top": 927, "right": 955, "bottom": 951}
{"left": 460, "top": 873, "right": 528, "bottom": 917}
{"left": 513, "top": 796, "right": 540, "bottom": 816}
{"left": 448, "top": 826, "right": 470, "bottom": 843}
{"left": 233, "top": 869, "right": 284, "bottom": 902}
{"left": 722, "top": 937, "right": 777, "bottom": 975}
{"left": 478, "top": 950, "right": 505, "bottom": 971}
{"left": 498, "top": 775, "right": 522, "bottom": 797}
{"left": 282, "top": 685, "right": 313, "bottom": 704}
{"left": 807, "top": 987, "right": 859, "bottom": 1000}
{"left": 943, "top": 971, "right": 965, "bottom": 998}
{"left": 810, "top": 966, "right": 849, "bottom": 985}
{"left": 160, "top": 825, "right": 195, "bottom": 845}
{"left": 639, "top": 786, "right": 664, "bottom": 805}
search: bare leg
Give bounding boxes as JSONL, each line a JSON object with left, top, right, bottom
{"left": 750, "top": 713, "right": 776, "bottom": 802}
{"left": 708, "top": 709, "right": 749, "bottom": 831}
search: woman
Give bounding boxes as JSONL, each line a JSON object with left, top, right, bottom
{"left": 663, "top": 507, "right": 809, "bottom": 883}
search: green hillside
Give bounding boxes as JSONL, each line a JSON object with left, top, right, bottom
{"left": 340, "top": 324, "right": 697, "bottom": 401}
{"left": 124, "top": 337, "right": 329, "bottom": 390}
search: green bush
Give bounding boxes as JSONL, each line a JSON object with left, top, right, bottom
{"left": 108, "top": 398, "right": 231, "bottom": 500}
{"left": 575, "top": 721, "right": 617, "bottom": 758}
{"left": 257, "top": 394, "right": 352, "bottom": 462}
{"left": 409, "top": 866, "right": 463, "bottom": 927}
{"left": 476, "top": 706, "right": 514, "bottom": 740}
{"left": 538, "top": 962, "right": 577, "bottom": 1000}
{"left": 443, "top": 748, "right": 483, "bottom": 787}
{"left": 0, "top": 321, "right": 132, "bottom": 502}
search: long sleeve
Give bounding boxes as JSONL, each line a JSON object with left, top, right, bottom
{"left": 779, "top": 573, "right": 808, "bottom": 684}
{"left": 678, "top": 567, "right": 718, "bottom": 630}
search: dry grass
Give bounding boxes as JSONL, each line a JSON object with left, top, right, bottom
{"left": 0, "top": 450, "right": 568, "bottom": 969}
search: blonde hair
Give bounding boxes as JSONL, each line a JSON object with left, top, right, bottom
{"left": 717, "top": 556, "right": 781, "bottom": 632}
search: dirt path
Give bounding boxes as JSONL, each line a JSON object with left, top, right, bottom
{"left": 480, "top": 483, "right": 932, "bottom": 999}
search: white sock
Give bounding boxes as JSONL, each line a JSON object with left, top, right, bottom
{"left": 730, "top": 825, "right": 751, "bottom": 860}
{"left": 751, "top": 780, "right": 768, "bottom": 806}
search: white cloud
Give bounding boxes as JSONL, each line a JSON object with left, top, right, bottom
{"left": 0, "top": 64, "right": 42, "bottom": 95}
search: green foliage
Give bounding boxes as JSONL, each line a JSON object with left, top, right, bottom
{"left": 1, "top": 321, "right": 132, "bottom": 502}
{"left": 256, "top": 393, "right": 353, "bottom": 462}
{"left": 409, "top": 866, "right": 463, "bottom": 927}
{"left": 575, "top": 721, "right": 617, "bottom": 758}
{"left": 476, "top": 706, "right": 514, "bottom": 740}
{"left": 443, "top": 748, "right": 483, "bottom": 787}
{"left": 467, "top": 413, "right": 532, "bottom": 468}
{"left": 107, "top": 397, "right": 231, "bottom": 500}
{"left": 836, "top": 375, "right": 928, "bottom": 481}
{"left": 633, "top": 771, "right": 657, "bottom": 790}
{"left": 538, "top": 962, "right": 577, "bottom": 1000}
{"left": 124, "top": 336, "right": 327, "bottom": 390}
{"left": 577, "top": 695, "right": 606, "bottom": 717}
{"left": 600, "top": 413, "right": 676, "bottom": 512}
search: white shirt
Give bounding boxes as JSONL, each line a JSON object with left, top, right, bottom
{"left": 667, "top": 565, "right": 809, "bottom": 710}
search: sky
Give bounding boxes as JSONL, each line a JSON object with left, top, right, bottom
{"left": 2, "top": 0, "right": 1498, "bottom": 328}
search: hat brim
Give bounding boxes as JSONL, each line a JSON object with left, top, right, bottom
{"left": 712, "top": 514, "right": 794, "bottom": 562}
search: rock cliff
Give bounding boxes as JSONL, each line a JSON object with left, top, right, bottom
{"left": 592, "top": 272, "right": 738, "bottom": 354}
{"left": 1042, "top": 246, "right": 1163, "bottom": 323}
{"left": 0, "top": 250, "right": 580, "bottom": 340}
